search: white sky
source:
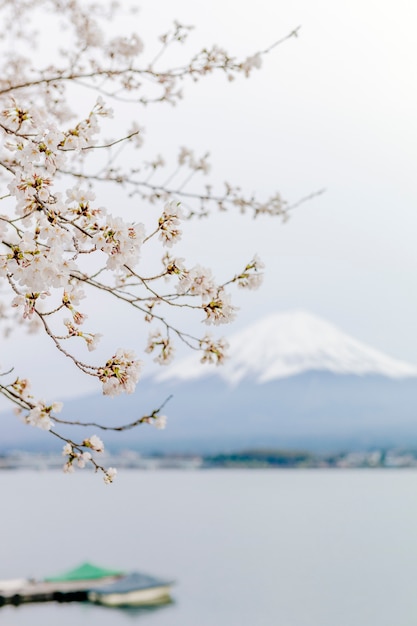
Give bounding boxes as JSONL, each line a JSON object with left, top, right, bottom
{"left": 2, "top": 0, "right": 417, "bottom": 403}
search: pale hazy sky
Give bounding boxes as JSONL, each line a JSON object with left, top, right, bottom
{"left": 3, "top": 0, "right": 417, "bottom": 402}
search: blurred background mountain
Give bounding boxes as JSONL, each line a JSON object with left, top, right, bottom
{"left": 3, "top": 311, "right": 417, "bottom": 454}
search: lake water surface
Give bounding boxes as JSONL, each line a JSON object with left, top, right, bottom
{"left": 1, "top": 469, "right": 417, "bottom": 625}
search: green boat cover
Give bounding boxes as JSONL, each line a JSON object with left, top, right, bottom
{"left": 44, "top": 562, "right": 124, "bottom": 582}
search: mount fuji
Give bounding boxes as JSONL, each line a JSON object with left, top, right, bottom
{"left": 3, "top": 311, "right": 417, "bottom": 453}
{"left": 159, "top": 311, "right": 417, "bottom": 384}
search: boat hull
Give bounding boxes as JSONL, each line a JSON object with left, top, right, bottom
{"left": 88, "top": 584, "right": 172, "bottom": 607}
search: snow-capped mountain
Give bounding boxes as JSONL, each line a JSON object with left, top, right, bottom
{"left": 3, "top": 311, "right": 417, "bottom": 454}
{"left": 159, "top": 311, "right": 417, "bottom": 384}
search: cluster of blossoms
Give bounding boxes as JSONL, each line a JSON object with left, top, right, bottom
{"left": 83, "top": 435, "right": 105, "bottom": 453}
{"left": 141, "top": 414, "right": 167, "bottom": 430}
{"left": 99, "top": 350, "right": 142, "bottom": 397}
{"left": 235, "top": 255, "right": 265, "bottom": 290}
{"left": 178, "top": 147, "right": 211, "bottom": 174}
{"left": 0, "top": 0, "right": 297, "bottom": 481}
{"left": 177, "top": 264, "right": 217, "bottom": 299}
{"left": 25, "top": 400, "right": 63, "bottom": 431}
{"left": 200, "top": 335, "right": 230, "bottom": 365}
{"left": 103, "top": 467, "right": 118, "bottom": 484}
{"left": 158, "top": 202, "right": 184, "bottom": 247}
{"left": 92, "top": 217, "right": 145, "bottom": 271}
{"left": 240, "top": 52, "right": 263, "bottom": 77}
{"left": 12, "top": 291, "right": 50, "bottom": 319}
{"left": 176, "top": 266, "right": 238, "bottom": 325}
{"left": 203, "top": 290, "right": 238, "bottom": 326}
{"left": 107, "top": 34, "right": 144, "bottom": 61}
{"left": 0, "top": 102, "right": 146, "bottom": 312}
{"left": 62, "top": 444, "right": 93, "bottom": 473}
{"left": 161, "top": 252, "right": 187, "bottom": 278}
{"left": 145, "top": 329, "right": 175, "bottom": 365}
{"left": 62, "top": 435, "right": 116, "bottom": 484}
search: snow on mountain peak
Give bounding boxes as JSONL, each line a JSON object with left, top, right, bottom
{"left": 158, "top": 310, "right": 417, "bottom": 384}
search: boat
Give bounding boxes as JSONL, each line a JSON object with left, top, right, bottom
{"left": 0, "top": 562, "right": 123, "bottom": 606}
{"left": 87, "top": 571, "right": 173, "bottom": 607}
{"left": 0, "top": 563, "right": 173, "bottom": 607}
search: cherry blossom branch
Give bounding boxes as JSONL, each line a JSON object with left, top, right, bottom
{"left": 52, "top": 395, "right": 173, "bottom": 431}
{"left": 0, "top": 0, "right": 308, "bottom": 482}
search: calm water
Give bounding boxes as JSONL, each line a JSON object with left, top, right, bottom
{"left": 2, "top": 469, "right": 417, "bottom": 625}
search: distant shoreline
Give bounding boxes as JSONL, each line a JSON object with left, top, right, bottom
{"left": 1, "top": 447, "right": 417, "bottom": 470}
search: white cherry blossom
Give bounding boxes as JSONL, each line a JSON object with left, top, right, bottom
{"left": 99, "top": 349, "right": 142, "bottom": 396}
